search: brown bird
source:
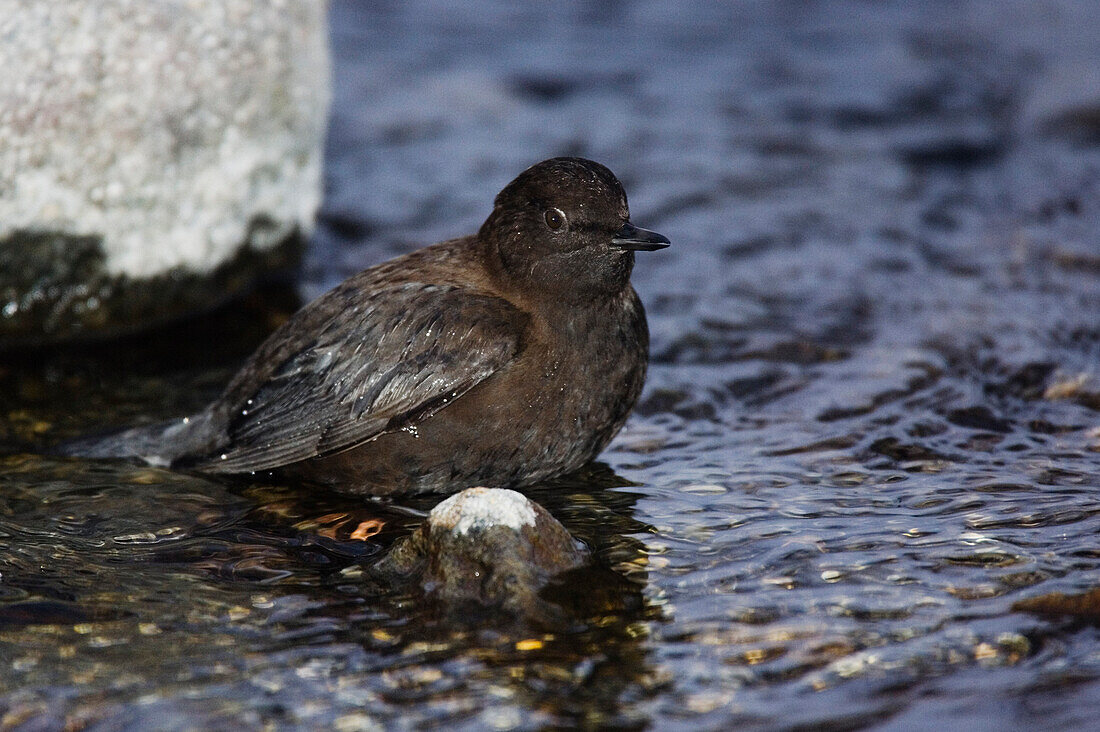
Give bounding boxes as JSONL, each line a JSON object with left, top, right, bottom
{"left": 62, "top": 157, "right": 669, "bottom": 496}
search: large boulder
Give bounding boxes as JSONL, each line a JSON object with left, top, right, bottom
{"left": 0, "top": 1, "right": 330, "bottom": 344}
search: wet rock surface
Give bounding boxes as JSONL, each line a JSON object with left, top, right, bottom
{"left": 1015, "top": 588, "right": 1100, "bottom": 620}
{"left": 2, "top": 0, "right": 1100, "bottom": 729}
{"left": 0, "top": 230, "right": 303, "bottom": 345}
{"left": 373, "top": 488, "right": 588, "bottom": 622}
{"left": 0, "top": 1, "right": 328, "bottom": 344}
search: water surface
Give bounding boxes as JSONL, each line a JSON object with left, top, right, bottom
{"left": 4, "top": 1, "right": 1100, "bottom": 729}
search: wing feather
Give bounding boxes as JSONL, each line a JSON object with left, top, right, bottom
{"left": 193, "top": 283, "right": 523, "bottom": 473}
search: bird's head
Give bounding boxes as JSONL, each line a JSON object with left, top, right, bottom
{"left": 482, "top": 157, "right": 669, "bottom": 302}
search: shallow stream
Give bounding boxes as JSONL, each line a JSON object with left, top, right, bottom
{"left": 3, "top": 1, "right": 1100, "bottom": 728}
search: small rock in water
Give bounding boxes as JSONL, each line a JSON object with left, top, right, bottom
{"left": 374, "top": 488, "right": 587, "bottom": 619}
{"left": 1013, "top": 587, "right": 1100, "bottom": 619}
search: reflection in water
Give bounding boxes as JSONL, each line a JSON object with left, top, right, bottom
{"left": 0, "top": 283, "right": 302, "bottom": 452}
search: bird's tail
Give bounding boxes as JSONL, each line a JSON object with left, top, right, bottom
{"left": 52, "top": 412, "right": 217, "bottom": 468}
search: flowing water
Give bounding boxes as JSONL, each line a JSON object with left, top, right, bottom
{"left": 3, "top": 1, "right": 1100, "bottom": 729}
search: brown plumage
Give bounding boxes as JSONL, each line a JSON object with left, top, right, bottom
{"left": 62, "top": 158, "right": 669, "bottom": 495}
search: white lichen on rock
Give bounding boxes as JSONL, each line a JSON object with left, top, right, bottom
{"left": 0, "top": 1, "right": 330, "bottom": 277}
{"left": 429, "top": 487, "right": 539, "bottom": 536}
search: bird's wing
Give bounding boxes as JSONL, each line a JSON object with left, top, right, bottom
{"left": 194, "top": 283, "right": 524, "bottom": 473}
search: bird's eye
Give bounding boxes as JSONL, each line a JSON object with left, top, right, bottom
{"left": 544, "top": 208, "right": 566, "bottom": 231}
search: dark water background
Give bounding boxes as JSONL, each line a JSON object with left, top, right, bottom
{"left": 4, "top": 1, "right": 1100, "bottom": 728}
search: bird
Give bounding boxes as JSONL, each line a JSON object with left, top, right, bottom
{"left": 60, "top": 157, "right": 669, "bottom": 496}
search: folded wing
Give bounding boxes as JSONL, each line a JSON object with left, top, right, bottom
{"left": 191, "top": 283, "right": 523, "bottom": 473}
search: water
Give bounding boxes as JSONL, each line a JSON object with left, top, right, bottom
{"left": 3, "top": 0, "right": 1100, "bottom": 728}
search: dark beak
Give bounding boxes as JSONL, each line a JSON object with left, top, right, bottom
{"left": 611, "top": 222, "right": 670, "bottom": 251}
